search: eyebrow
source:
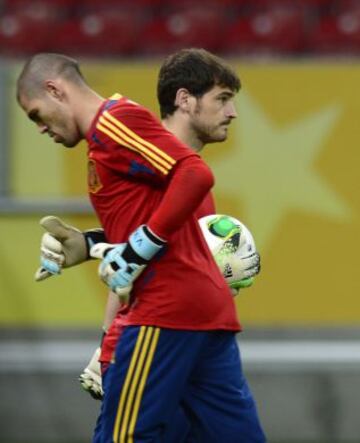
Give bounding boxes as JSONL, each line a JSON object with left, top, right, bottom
{"left": 217, "top": 91, "right": 235, "bottom": 98}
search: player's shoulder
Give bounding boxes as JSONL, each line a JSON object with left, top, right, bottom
{"left": 102, "top": 94, "right": 159, "bottom": 126}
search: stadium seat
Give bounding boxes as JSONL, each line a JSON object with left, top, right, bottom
{"left": 333, "top": 0, "right": 360, "bottom": 13}
{"left": 306, "top": 11, "right": 360, "bottom": 54}
{"left": 139, "top": 7, "right": 226, "bottom": 55}
{"left": 78, "top": 0, "right": 162, "bottom": 13}
{"left": 0, "top": 14, "right": 57, "bottom": 55}
{"left": 2, "top": 0, "right": 72, "bottom": 20}
{"left": 243, "top": 0, "right": 333, "bottom": 10}
{"left": 223, "top": 5, "right": 306, "bottom": 55}
{"left": 52, "top": 10, "right": 142, "bottom": 56}
{"left": 159, "top": 0, "right": 244, "bottom": 8}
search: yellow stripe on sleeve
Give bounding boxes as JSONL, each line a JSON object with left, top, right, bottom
{"left": 99, "top": 115, "right": 173, "bottom": 172}
{"left": 109, "top": 93, "right": 123, "bottom": 100}
{"left": 100, "top": 113, "right": 175, "bottom": 173}
{"left": 103, "top": 110, "right": 176, "bottom": 166}
{"left": 96, "top": 122, "right": 169, "bottom": 175}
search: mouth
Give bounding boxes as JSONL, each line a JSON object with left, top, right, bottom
{"left": 49, "top": 131, "right": 62, "bottom": 142}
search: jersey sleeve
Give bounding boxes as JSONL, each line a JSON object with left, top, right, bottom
{"left": 94, "top": 100, "right": 197, "bottom": 183}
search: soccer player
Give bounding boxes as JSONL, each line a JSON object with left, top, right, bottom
{"left": 17, "top": 51, "right": 266, "bottom": 442}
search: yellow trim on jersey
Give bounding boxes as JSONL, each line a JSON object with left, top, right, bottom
{"left": 109, "top": 93, "right": 123, "bottom": 100}
{"left": 96, "top": 121, "right": 169, "bottom": 175}
{"left": 103, "top": 110, "right": 176, "bottom": 166}
{"left": 113, "top": 326, "right": 160, "bottom": 443}
{"left": 99, "top": 115, "right": 173, "bottom": 172}
{"left": 100, "top": 113, "right": 175, "bottom": 173}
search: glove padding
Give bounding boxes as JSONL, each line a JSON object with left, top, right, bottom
{"left": 222, "top": 252, "right": 261, "bottom": 295}
{"left": 79, "top": 347, "right": 103, "bottom": 401}
{"left": 91, "top": 243, "right": 144, "bottom": 303}
{"left": 35, "top": 216, "right": 104, "bottom": 281}
{"left": 90, "top": 225, "right": 165, "bottom": 302}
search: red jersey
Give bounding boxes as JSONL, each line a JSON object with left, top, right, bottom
{"left": 86, "top": 94, "right": 240, "bottom": 333}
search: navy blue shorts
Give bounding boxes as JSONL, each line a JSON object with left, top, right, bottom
{"left": 95, "top": 326, "right": 266, "bottom": 443}
{"left": 93, "top": 370, "right": 189, "bottom": 443}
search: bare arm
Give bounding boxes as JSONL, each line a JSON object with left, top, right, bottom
{"left": 102, "top": 291, "right": 121, "bottom": 332}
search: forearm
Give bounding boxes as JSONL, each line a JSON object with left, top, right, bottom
{"left": 91, "top": 156, "right": 214, "bottom": 296}
{"left": 102, "top": 291, "right": 121, "bottom": 332}
{"left": 148, "top": 155, "right": 214, "bottom": 240}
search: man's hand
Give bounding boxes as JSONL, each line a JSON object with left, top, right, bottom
{"left": 79, "top": 347, "right": 103, "bottom": 401}
{"left": 35, "top": 216, "right": 105, "bottom": 281}
{"left": 227, "top": 252, "right": 261, "bottom": 295}
{"left": 90, "top": 225, "right": 165, "bottom": 301}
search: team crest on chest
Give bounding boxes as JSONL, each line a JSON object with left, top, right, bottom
{"left": 88, "top": 159, "right": 103, "bottom": 193}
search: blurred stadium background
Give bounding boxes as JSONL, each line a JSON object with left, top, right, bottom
{"left": 1, "top": 0, "right": 360, "bottom": 442}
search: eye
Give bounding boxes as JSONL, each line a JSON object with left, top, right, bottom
{"left": 29, "top": 110, "right": 42, "bottom": 124}
{"left": 218, "top": 95, "right": 230, "bottom": 104}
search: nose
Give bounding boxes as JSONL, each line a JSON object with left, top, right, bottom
{"left": 225, "top": 102, "right": 237, "bottom": 119}
{"left": 38, "top": 124, "right": 48, "bottom": 134}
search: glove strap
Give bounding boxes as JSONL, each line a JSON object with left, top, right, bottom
{"left": 121, "top": 225, "right": 165, "bottom": 266}
{"left": 130, "top": 225, "right": 165, "bottom": 260}
{"left": 84, "top": 229, "right": 108, "bottom": 259}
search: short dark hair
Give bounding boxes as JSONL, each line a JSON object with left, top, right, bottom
{"left": 157, "top": 48, "right": 241, "bottom": 119}
{"left": 17, "top": 53, "right": 85, "bottom": 101}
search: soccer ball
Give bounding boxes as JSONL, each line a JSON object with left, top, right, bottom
{"left": 198, "top": 214, "right": 256, "bottom": 287}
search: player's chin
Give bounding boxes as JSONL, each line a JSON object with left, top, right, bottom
{"left": 62, "top": 137, "right": 80, "bottom": 148}
{"left": 213, "top": 129, "right": 228, "bottom": 142}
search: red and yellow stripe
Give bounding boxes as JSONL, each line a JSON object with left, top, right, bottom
{"left": 96, "top": 110, "right": 176, "bottom": 175}
{"left": 113, "top": 326, "right": 160, "bottom": 443}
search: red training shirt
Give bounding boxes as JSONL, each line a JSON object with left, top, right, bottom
{"left": 86, "top": 94, "right": 240, "bottom": 332}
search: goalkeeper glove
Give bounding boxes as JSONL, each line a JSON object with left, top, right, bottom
{"left": 35, "top": 216, "right": 105, "bottom": 281}
{"left": 227, "top": 252, "right": 261, "bottom": 294}
{"left": 79, "top": 347, "right": 103, "bottom": 401}
{"left": 90, "top": 225, "right": 166, "bottom": 301}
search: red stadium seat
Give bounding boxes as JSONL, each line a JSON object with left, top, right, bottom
{"left": 158, "top": 0, "right": 244, "bottom": 9}
{"left": 223, "top": 5, "right": 306, "bottom": 55}
{"left": 333, "top": 0, "right": 360, "bottom": 13}
{"left": 2, "top": 0, "right": 72, "bottom": 20}
{"left": 52, "top": 10, "right": 143, "bottom": 56}
{"left": 242, "top": 0, "right": 332, "bottom": 11}
{"left": 140, "top": 7, "right": 226, "bottom": 55}
{"left": 0, "top": 14, "right": 57, "bottom": 55}
{"left": 78, "top": 0, "right": 162, "bottom": 13}
{"left": 306, "top": 11, "right": 360, "bottom": 54}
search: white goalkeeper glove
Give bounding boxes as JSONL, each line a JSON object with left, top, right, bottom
{"left": 79, "top": 347, "right": 103, "bottom": 401}
{"left": 90, "top": 225, "right": 166, "bottom": 302}
{"left": 35, "top": 216, "right": 105, "bottom": 281}
{"left": 221, "top": 252, "right": 261, "bottom": 295}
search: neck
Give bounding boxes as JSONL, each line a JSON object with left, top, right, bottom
{"left": 162, "top": 113, "right": 204, "bottom": 152}
{"left": 71, "top": 85, "right": 104, "bottom": 137}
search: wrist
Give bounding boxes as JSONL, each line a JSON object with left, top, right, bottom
{"left": 84, "top": 229, "right": 107, "bottom": 259}
{"left": 126, "top": 225, "right": 166, "bottom": 264}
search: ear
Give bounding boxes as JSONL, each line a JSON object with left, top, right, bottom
{"left": 174, "top": 88, "right": 193, "bottom": 112}
{"left": 45, "top": 80, "right": 64, "bottom": 101}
